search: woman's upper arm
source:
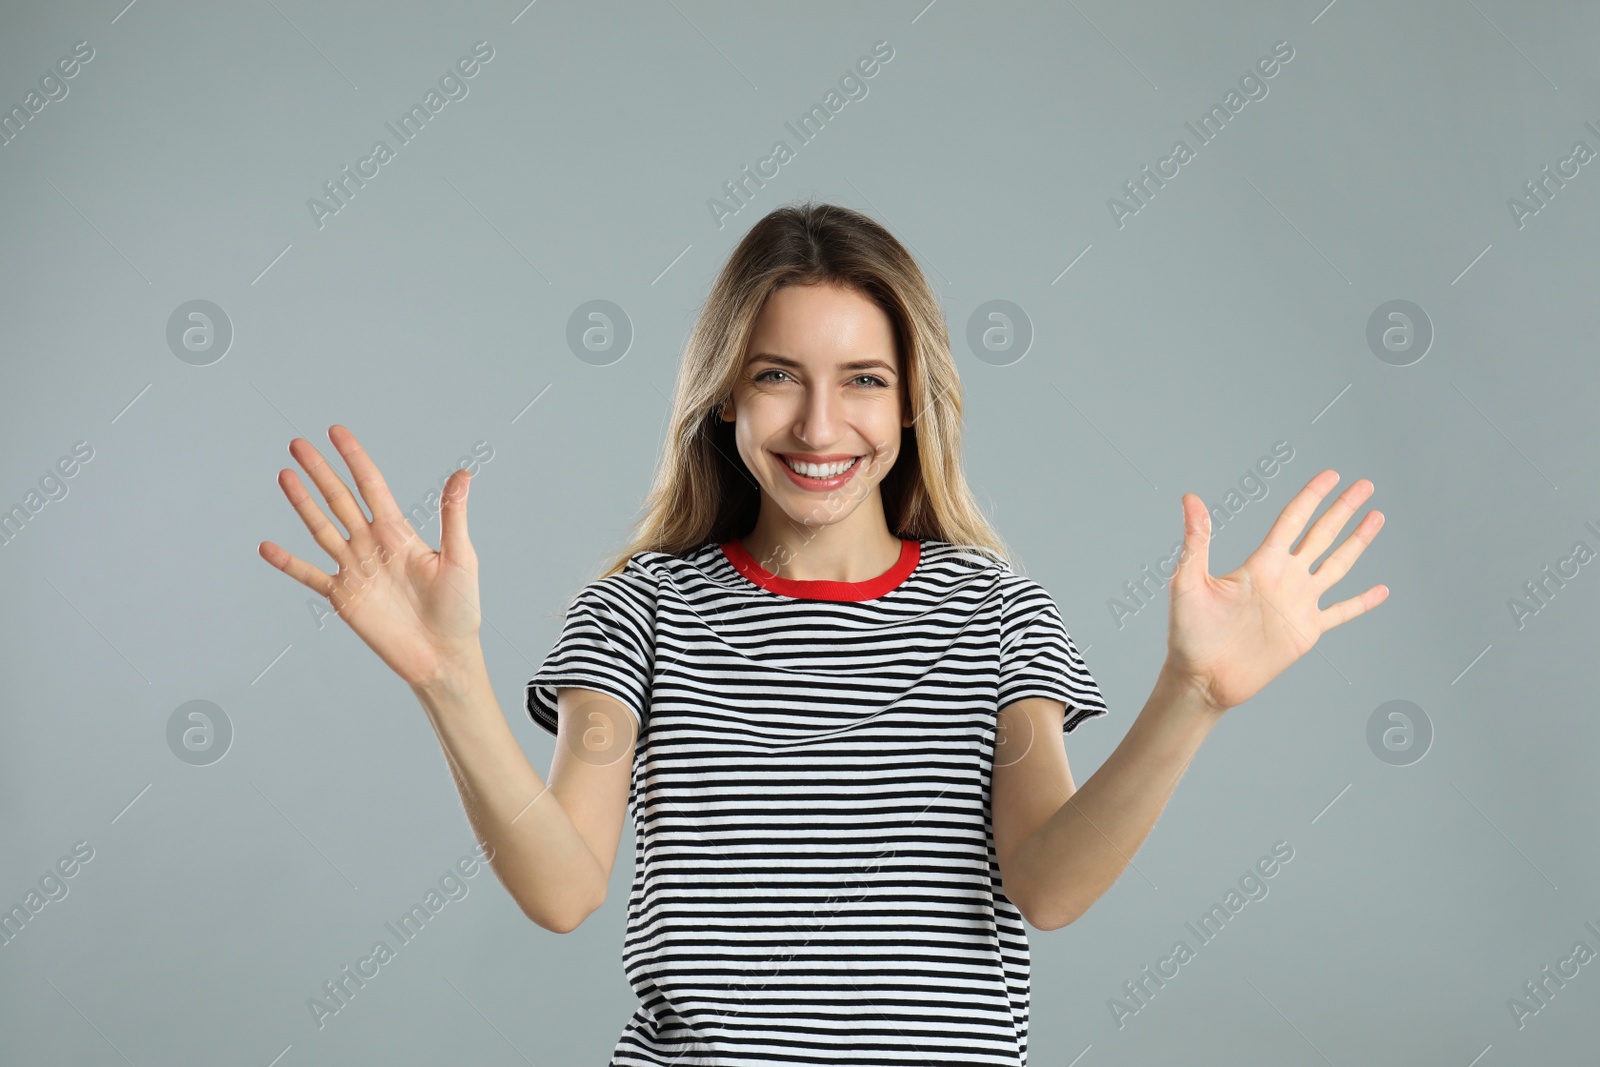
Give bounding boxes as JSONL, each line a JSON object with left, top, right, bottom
{"left": 547, "top": 686, "right": 637, "bottom": 886}
{"left": 991, "top": 696, "right": 1076, "bottom": 925}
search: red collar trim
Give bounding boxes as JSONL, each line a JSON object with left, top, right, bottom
{"left": 719, "top": 538, "right": 921, "bottom": 601}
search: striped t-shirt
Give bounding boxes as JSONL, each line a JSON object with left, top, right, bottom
{"left": 525, "top": 536, "right": 1108, "bottom": 1066}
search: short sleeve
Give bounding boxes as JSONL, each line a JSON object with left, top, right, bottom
{"left": 998, "top": 579, "right": 1108, "bottom": 732}
{"left": 525, "top": 565, "right": 657, "bottom": 736}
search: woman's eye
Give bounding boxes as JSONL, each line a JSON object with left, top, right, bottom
{"left": 754, "top": 369, "right": 789, "bottom": 383}
{"left": 854, "top": 375, "right": 888, "bottom": 388}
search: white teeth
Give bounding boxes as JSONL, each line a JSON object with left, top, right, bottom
{"left": 784, "top": 456, "right": 859, "bottom": 478}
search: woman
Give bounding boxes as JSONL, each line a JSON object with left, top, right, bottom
{"left": 259, "top": 201, "right": 1387, "bottom": 1065}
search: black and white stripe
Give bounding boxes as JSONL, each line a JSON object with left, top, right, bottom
{"left": 527, "top": 538, "right": 1107, "bottom": 1066}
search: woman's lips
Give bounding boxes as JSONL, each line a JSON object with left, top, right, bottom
{"left": 774, "top": 452, "right": 863, "bottom": 491}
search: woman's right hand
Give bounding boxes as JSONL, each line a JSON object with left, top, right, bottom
{"left": 258, "top": 425, "right": 482, "bottom": 689}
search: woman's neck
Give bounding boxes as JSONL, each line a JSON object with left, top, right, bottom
{"left": 738, "top": 502, "right": 903, "bottom": 584}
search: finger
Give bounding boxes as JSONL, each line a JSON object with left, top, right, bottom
{"left": 1169, "top": 492, "right": 1212, "bottom": 598}
{"left": 278, "top": 468, "right": 353, "bottom": 565}
{"left": 1309, "top": 508, "right": 1385, "bottom": 591}
{"left": 438, "top": 468, "right": 474, "bottom": 565}
{"left": 1259, "top": 470, "right": 1342, "bottom": 554}
{"left": 1293, "top": 478, "right": 1374, "bottom": 563}
{"left": 258, "top": 539, "right": 336, "bottom": 598}
{"left": 328, "top": 424, "right": 407, "bottom": 525}
{"left": 1317, "top": 582, "right": 1390, "bottom": 631}
{"left": 288, "top": 437, "right": 373, "bottom": 548}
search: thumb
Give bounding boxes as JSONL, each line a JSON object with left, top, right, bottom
{"left": 439, "top": 468, "right": 474, "bottom": 564}
{"left": 1170, "top": 492, "right": 1211, "bottom": 598}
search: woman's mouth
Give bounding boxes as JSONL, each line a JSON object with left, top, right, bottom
{"left": 775, "top": 452, "right": 864, "bottom": 491}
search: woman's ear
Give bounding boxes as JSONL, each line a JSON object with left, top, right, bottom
{"left": 719, "top": 397, "right": 735, "bottom": 422}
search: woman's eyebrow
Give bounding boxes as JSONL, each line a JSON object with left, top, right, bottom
{"left": 749, "top": 353, "right": 897, "bottom": 374}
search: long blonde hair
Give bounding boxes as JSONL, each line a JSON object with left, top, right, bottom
{"left": 599, "top": 199, "right": 1009, "bottom": 579}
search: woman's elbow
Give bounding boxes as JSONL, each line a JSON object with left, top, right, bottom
{"left": 518, "top": 882, "right": 606, "bottom": 934}
{"left": 1028, "top": 910, "right": 1076, "bottom": 932}
{"left": 1019, "top": 894, "right": 1081, "bottom": 932}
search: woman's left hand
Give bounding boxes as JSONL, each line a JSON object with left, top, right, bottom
{"left": 1163, "top": 469, "right": 1389, "bottom": 713}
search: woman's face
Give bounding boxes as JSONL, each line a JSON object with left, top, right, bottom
{"left": 722, "top": 282, "right": 913, "bottom": 530}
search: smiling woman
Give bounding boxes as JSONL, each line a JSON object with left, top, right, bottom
{"left": 259, "top": 199, "right": 1388, "bottom": 1067}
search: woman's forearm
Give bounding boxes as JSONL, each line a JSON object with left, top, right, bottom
{"left": 411, "top": 644, "right": 606, "bottom": 933}
{"left": 1013, "top": 665, "right": 1225, "bottom": 930}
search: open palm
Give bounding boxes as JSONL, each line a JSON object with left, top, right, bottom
{"left": 1164, "top": 470, "right": 1389, "bottom": 713}
{"left": 257, "top": 425, "right": 481, "bottom": 688}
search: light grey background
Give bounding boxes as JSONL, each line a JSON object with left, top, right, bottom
{"left": 3, "top": 0, "right": 1598, "bottom": 1064}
